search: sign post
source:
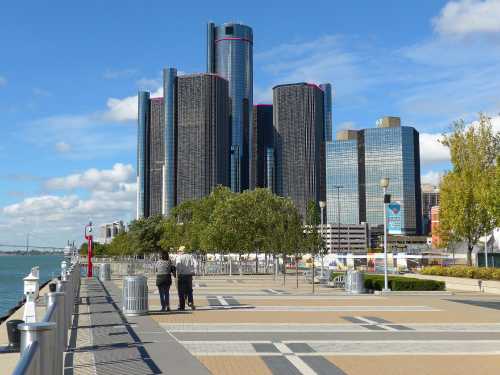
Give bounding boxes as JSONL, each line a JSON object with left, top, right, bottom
{"left": 85, "top": 222, "right": 93, "bottom": 277}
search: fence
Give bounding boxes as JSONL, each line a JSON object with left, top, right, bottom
{"left": 11, "top": 259, "right": 81, "bottom": 375}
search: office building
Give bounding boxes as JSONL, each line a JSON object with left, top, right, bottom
{"left": 207, "top": 22, "right": 253, "bottom": 192}
{"left": 137, "top": 91, "right": 151, "bottom": 218}
{"left": 325, "top": 117, "right": 422, "bottom": 235}
{"left": 320, "top": 223, "right": 370, "bottom": 253}
{"left": 273, "top": 83, "right": 326, "bottom": 220}
{"left": 99, "top": 221, "right": 125, "bottom": 244}
{"left": 176, "top": 73, "right": 231, "bottom": 204}
{"left": 326, "top": 130, "right": 365, "bottom": 225}
{"left": 431, "top": 206, "right": 442, "bottom": 248}
{"left": 319, "top": 83, "right": 333, "bottom": 141}
{"left": 422, "top": 184, "right": 440, "bottom": 235}
{"left": 251, "top": 105, "right": 274, "bottom": 189}
{"left": 137, "top": 70, "right": 230, "bottom": 218}
{"left": 364, "top": 119, "right": 422, "bottom": 235}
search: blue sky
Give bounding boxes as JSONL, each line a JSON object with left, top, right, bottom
{"left": 1, "top": 0, "right": 500, "bottom": 247}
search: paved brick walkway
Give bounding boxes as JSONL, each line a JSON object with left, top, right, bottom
{"left": 65, "top": 277, "right": 210, "bottom": 375}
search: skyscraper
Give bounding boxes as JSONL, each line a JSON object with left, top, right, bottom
{"left": 176, "top": 74, "right": 231, "bottom": 204}
{"left": 137, "top": 91, "right": 150, "bottom": 219}
{"left": 422, "top": 184, "right": 440, "bottom": 234}
{"left": 326, "top": 130, "right": 365, "bottom": 225}
{"left": 273, "top": 83, "right": 325, "bottom": 220}
{"left": 137, "top": 70, "right": 230, "bottom": 218}
{"left": 364, "top": 120, "right": 422, "bottom": 235}
{"left": 319, "top": 83, "right": 333, "bottom": 142}
{"left": 149, "top": 97, "right": 165, "bottom": 216}
{"left": 251, "top": 105, "right": 274, "bottom": 190}
{"left": 207, "top": 22, "right": 253, "bottom": 192}
{"left": 325, "top": 117, "right": 422, "bottom": 235}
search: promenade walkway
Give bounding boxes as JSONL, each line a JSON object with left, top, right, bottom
{"left": 66, "top": 277, "right": 209, "bottom": 375}
{"left": 3, "top": 273, "right": 500, "bottom": 374}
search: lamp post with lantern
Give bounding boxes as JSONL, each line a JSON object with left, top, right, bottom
{"left": 380, "top": 178, "right": 391, "bottom": 292}
{"left": 85, "top": 221, "right": 93, "bottom": 277}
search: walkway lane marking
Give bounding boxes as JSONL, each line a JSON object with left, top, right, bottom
{"left": 216, "top": 296, "right": 229, "bottom": 306}
{"left": 286, "top": 356, "right": 317, "bottom": 375}
{"left": 274, "top": 342, "right": 293, "bottom": 354}
{"left": 354, "top": 316, "right": 397, "bottom": 331}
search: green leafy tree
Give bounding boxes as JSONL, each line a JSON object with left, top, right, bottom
{"left": 439, "top": 114, "right": 500, "bottom": 265}
{"left": 128, "top": 215, "right": 165, "bottom": 255}
{"left": 107, "top": 232, "right": 132, "bottom": 256}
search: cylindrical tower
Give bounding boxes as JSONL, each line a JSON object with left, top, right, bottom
{"left": 163, "top": 68, "right": 177, "bottom": 216}
{"left": 208, "top": 22, "right": 253, "bottom": 192}
{"left": 137, "top": 91, "right": 150, "bottom": 219}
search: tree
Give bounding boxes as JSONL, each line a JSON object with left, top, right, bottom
{"left": 128, "top": 215, "right": 165, "bottom": 255}
{"left": 439, "top": 114, "right": 500, "bottom": 265}
{"left": 107, "top": 232, "right": 132, "bottom": 256}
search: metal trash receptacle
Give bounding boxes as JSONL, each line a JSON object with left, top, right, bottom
{"left": 346, "top": 270, "right": 365, "bottom": 294}
{"left": 122, "top": 275, "right": 148, "bottom": 316}
{"left": 99, "top": 263, "right": 111, "bottom": 281}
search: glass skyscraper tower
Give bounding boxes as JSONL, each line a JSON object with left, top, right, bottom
{"left": 207, "top": 22, "right": 253, "bottom": 192}
{"left": 325, "top": 118, "right": 422, "bottom": 234}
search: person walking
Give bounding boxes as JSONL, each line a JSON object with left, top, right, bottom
{"left": 175, "top": 248, "right": 196, "bottom": 310}
{"left": 155, "top": 252, "right": 176, "bottom": 312}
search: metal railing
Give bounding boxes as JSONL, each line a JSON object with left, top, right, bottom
{"left": 12, "top": 259, "right": 81, "bottom": 375}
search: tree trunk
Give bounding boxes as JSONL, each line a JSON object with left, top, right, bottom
{"left": 283, "top": 253, "right": 286, "bottom": 287}
{"left": 467, "top": 243, "right": 473, "bottom": 266}
{"left": 296, "top": 252, "right": 299, "bottom": 289}
{"left": 255, "top": 250, "right": 259, "bottom": 274}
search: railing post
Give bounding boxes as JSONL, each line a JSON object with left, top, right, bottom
{"left": 56, "top": 280, "right": 69, "bottom": 342}
{"left": 18, "top": 322, "right": 56, "bottom": 375}
{"left": 46, "top": 291, "right": 65, "bottom": 374}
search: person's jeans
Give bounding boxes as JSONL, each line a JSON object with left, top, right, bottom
{"left": 156, "top": 274, "right": 172, "bottom": 310}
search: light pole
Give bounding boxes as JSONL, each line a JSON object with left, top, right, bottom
{"left": 333, "top": 185, "right": 343, "bottom": 254}
{"left": 380, "top": 178, "right": 390, "bottom": 292}
{"left": 85, "top": 221, "right": 93, "bottom": 277}
{"left": 319, "top": 201, "right": 326, "bottom": 277}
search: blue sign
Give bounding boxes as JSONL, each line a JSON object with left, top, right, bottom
{"left": 387, "top": 202, "right": 402, "bottom": 234}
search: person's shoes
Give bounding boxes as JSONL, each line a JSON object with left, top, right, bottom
{"left": 161, "top": 307, "right": 166, "bottom": 312}
{"left": 190, "top": 304, "right": 196, "bottom": 310}
{"left": 166, "top": 307, "right": 171, "bottom": 312}
{"left": 177, "top": 307, "right": 185, "bottom": 311}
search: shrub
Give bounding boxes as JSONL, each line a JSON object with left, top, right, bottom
{"left": 364, "top": 275, "right": 445, "bottom": 291}
{"left": 421, "top": 266, "right": 500, "bottom": 281}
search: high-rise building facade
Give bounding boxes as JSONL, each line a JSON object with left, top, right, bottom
{"left": 207, "top": 22, "right": 253, "bottom": 192}
{"left": 319, "top": 83, "right": 333, "bottom": 142}
{"left": 364, "top": 122, "right": 422, "bottom": 235}
{"left": 176, "top": 74, "right": 231, "bottom": 204}
{"left": 326, "top": 130, "right": 365, "bottom": 225}
{"left": 137, "top": 91, "right": 150, "bottom": 218}
{"left": 149, "top": 98, "right": 165, "bottom": 216}
{"left": 137, "top": 70, "right": 231, "bottom": 218}
{"left": 326, "top": 117, "right": 422, "bottom": 235}
{"left": 422, "top": 184, "right": 440, "bottom": 235}
{"left": 251, "top": 105, "right": 274, "bottom": 189}
{"left": 273, "top": 83, "right": 325, "bottom": 220}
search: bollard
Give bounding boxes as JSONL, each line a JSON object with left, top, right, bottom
{"left": 18, "top": 322, "right": 56, "bottom": 375}
{"left": 56, "top": 280, "right": 69, "bottom": 341}
{"left": 99, "top": 263, "right": 111, "bottom": 281}
{"left": 46, "top": 291, "right": 66, "bottom": 373}
{"left": 122, "top": 275, "right": 148, "bottom": 316}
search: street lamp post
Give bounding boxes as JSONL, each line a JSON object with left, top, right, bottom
{"left": 380, "top": 178, "right": 390, "bottom": 292}
{"left": 85, "top": 222, "right": 93, "bottom": 277}
{"left": 319, "top": 201, "right": 326, "bottom": 277}
{"left": 333, "top": 186, "right": 343, "bottom": 254}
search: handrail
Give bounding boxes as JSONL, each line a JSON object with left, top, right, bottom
{"left": 12, "top": 341, "right": 39, "bottom": 375}
{"left": 11, "top": 261, "right": 81, "bottom": 375}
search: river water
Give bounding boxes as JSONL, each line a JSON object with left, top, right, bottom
{"left": 0, "top": 254, "right": 63, "bottom": 317}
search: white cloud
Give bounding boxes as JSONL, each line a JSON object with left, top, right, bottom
{"left": 1, "top": 165, "right": 137, "bottom": 246}
{"left": 434, "top": 0, "right": 500, "bottom": 36}
{"left": 102, "top": 87, "right": 162, "bottom": 123}
{"left": 44, "top": 163, "right": 134, "bottom": 192}
{"left": 419, "top": 132, "right": 451, "bottom": 165}
{"left": 55, "top": 141, "right": 71, "bottom": 153}
{"left": 0, "top": 76, "right": 6, "bottom": 87}
{"left": 421, "top": 170, "right": 444, "bottom": 186}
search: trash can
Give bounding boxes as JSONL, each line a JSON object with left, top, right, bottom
{"left": 345, "top": 270, "right": 365, "bottom": 294}
{"left": 99, "top": 263, "right": 111, "bottom": 281}
{"left": 122, "top": 275, "right": 148, "bottom": 316}
{"left": 6, "top": 319, "right": 24, "bottom": 350}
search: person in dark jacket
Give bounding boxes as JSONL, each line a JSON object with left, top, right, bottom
{"left": 155, "top": 253, "right": 176, "bottom": 311}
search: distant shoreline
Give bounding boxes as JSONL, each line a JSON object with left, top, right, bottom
{"left": 0, "top": 251, "right": 63, "bottom": 256}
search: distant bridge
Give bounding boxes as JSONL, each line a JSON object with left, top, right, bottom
{"left": 0, "top": 243, "right": 65, "bottom": 251}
